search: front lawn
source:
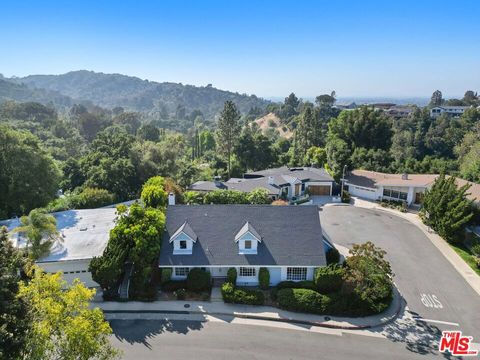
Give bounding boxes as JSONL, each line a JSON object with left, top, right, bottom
{"left": 449, "top": 243, "right": 480, "bottom": 277}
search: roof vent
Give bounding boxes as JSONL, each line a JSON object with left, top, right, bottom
{"left": 267, "top": 176, "right": 274, "bottom": 185}
{"left": 79, "top": 226, "right": 88, "bottom": 231}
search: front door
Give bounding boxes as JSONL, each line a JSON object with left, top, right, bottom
{"left": 415, "top": 192, "right": 423, "bottom": 204}
{"left": 295, "top": 184, "right": 301, "bottom": 196}
{"left": 209, "top": 267, "right": 226, "bottom": 278}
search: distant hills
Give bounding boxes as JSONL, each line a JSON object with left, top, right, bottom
{"left": 2, "top": 70, "right": 270, "bottom": 118}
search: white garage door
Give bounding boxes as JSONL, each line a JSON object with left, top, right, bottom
{"left": 348, "top": 185, "right": 377, "bottom": 200}
{"left": 39, "top": 259, "right": 99, "bottom": 288}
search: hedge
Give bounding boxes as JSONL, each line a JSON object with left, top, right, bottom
{"left": 227, "top": 267, "right": 237, "bottom": 284}
{"left": 277, "top": 288, "right": 330, "bottom": 314}
{"left": 162, "top": 280, "right": 187, "bottom": 292}
{"left": 314, "top": 265, "right": 344, "bottom": 294}
{"left": 276, "top": 280, "right": 316, "bottom": 291}
{"left": 258, "top": 267, "right": 270, "bottom": 289}
{"left": 325, "top": 247, "right": 340, "bottom": 265}
{"left": 221, "top": 282, "right": 265, "bottom": 305}
{"left": 160, "top": 268, "right": 172, "bottom": 284}
{"left": 186, "top": 268, "right": 211, "bottom": 292}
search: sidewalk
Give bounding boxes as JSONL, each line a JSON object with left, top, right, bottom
{"left": 93, "top": 286, "right": 403, "bottom": 330}
{"left": 343, "top": 197, "right": 480, "bottom": 297}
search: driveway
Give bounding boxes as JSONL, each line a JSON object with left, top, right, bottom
{"left": 321, "top": 205, "right": 480, "bottom": 341}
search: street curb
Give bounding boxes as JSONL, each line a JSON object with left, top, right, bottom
{"left": 102, "top": 288, "right": 404, "bottom": 330}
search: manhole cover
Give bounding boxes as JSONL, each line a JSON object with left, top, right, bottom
{"left": 184, "top": 304, "right": 190, "bottom": 308}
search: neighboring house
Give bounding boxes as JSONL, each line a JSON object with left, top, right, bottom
{"left": 430, "top": 106, "right": 470, "bottom": 118}
{"left": 0, "top": 206, "right": 118, "bottom": 287}
{"left": 188, "top": 166, "right": 335, "bottom": 201}
{"left": 385, "top": 105, "right": 415, "bottom": 119}
{"left": 345, "top": 170, "right": 480, "bottom": 207}
{"left": 159, "top": 204, "right": 327, "bottom": 286}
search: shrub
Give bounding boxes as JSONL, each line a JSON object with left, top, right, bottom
{"left": 326, "top": 247, "right": 340, "bottom": 265}
{"left": 233, "top": 287, "right": 265, "bottom": 305}
{"left": 71, "top": 187, "right": 116, "bottom": 209}
{"left": 277, "top": 288, "right": 330, "bottom": 314}
{"left": 162, "top": 280, "right": 187, "bottom": 292}
{"left": 246, "top": 189, "right": 272, "bottom": 204}
{"left": 204, "top": 190, "right": 249, "bottom": 204}
{"left": 276, "top": 280, "right": 316, "bottom": 290}
{"left": 314, "top": 265, "right": 344, "bottom": 294}
{"left": 186, "top": 268, "right": 211, "bottom": 292}
{"left": 221, "top": 282, "right": 265, "bottom": 305}
{"left": 184, "top": 191, "right": 205, "bottom": 205}
{"left": 141, "top": 184, "right": 168, "bottom": 208}
{"left": 160, "top": 268, "right": 172, "bottom": 284}
{"left": 471, "top": 244, "right": 480, "bottom": 257}
{"left": 258, "top": 267, "right": 270, "bottom": 289}
{"left": 221, "top": 282, "right": 235, "bottom": 303}
{"left": 341, "top": 190, "right": 351, "bottom": 203}
{"left": 227, "top": 267, "right": 237, "bottom": 285}
{"left": 174, "top": 288, "right": 186, "bottom": 300}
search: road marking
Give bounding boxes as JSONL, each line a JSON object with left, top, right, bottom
{"left": 413, "top": 316, "right": 459, "bottom": 326}
{"left": 420, "top": 293, "right": 443, "bottom": 309}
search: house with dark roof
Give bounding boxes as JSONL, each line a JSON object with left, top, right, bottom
{"left": 188, "top": 166, "right": 335, "bottom": 201}
{"left": 159, "top": 205, "right": 327, "bottom": 286}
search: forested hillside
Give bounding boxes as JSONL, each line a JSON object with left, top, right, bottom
{"left": 7, "top": 70, "right": 270, "bottom": 119}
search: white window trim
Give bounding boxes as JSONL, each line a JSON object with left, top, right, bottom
{"left": 239, "top": 267, "right": 256, "bottom": 277}
{"left": 286, "top": 267, "right": 307, "bottom": 281}
{"left": 174, "top": 267, "right": 190, "bottom": 277}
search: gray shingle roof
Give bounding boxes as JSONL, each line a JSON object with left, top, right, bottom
{"left": 235, "top": 221, "right": 261, "bottom": 242}
{"left": 159, "top": 205, "right": 326, "bottom": 267}
{"left": 170, "top": 221, "right": 198, "bottom": 242}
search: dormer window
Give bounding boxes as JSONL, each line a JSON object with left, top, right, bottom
{"left": 235, "top": 221, "right": 261, "bottom": 254}
{"left": 170, "top": 221, "right": 197, "bottom": 255}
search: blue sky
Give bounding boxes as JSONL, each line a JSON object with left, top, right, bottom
{"left": 1, "top": 0, "right": 479, "bottom": 98}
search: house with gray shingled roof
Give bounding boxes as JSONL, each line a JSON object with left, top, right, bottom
{"left": 187, "top": 166, "right": 334, "bottom": 201}
{"left": 159, "top": 204, "right": 327, "bottom": 286}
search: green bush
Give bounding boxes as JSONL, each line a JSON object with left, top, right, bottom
{"left": 314, "top": 265, "right": 344, "bottom": 294}
{"left": 221, "top": 282, "right": 235, "bottom": 303}
{"left": 162, "top": 280, "right": 188, "bottom": 292}
{"left": 276, "top": 280, "right": 316, "bottom": 290}
{"left": 326, "top": 247, "right": 340, "bottom": 265}
{"left": 221, "top": 282, "right": 265, "bottom": 305}
{"left": 184, "top": 191, "right": 205, "bottom": 204}
{"left": 227, "top": 267, "right": 237, "bottom": 285}
{"left": 186, "top": 268, "right": 211, "bottom": 292}
{"left": 471, "top": 244, "right": 480, "bottom": 257}
{"left": 233, "top": 288, "right": 265, "bottom": 305}
{"left": 71, "top": 187, "right": 116, "bottom": 209}
{"left": 341, "top": 190, "right": 351, "bottom": 203}
{"left": 160, "top": 268, "right": 172, "bottom": 284}
{"left": 258, "top": 267, "right": 270, "bottom": 289}
{"left": 204, "top": 190, "right": 249, "bottom": 204}
{"left": 277, "top": 288, "right": 330, "bottom": 314}
{"left": 174, "top": 288, "right": 186, "bottom": 300}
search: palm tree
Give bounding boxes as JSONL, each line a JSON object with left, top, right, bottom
{"left": 13, "top": 209, "right": 60, "bottom": 260}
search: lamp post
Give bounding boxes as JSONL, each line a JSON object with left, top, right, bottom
{"left": 340, "top": 164, "right": 347, "bottom": 198}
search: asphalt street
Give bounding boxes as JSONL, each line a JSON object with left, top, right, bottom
{"left": 110, "top": 319, "right": 443, "bottom": 360}
{"left": 321, "top": 205, "right": 480, "bottom": 341}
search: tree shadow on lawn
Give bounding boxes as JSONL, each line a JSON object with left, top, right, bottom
{"left": 376, "top": 308, "right": 456, "bottom": 359}
{"left": 110, "top": 319, "right": 205, "bottom": 349}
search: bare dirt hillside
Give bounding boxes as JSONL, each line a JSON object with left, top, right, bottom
{"left": 254, "top": 112, "right": 293, "bottom": 139}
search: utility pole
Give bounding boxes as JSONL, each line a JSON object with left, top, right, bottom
{"left": 340, "top": 164, "right": 347, "bottom": 198}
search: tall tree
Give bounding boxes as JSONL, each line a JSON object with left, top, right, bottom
{"left": 429, "top": 90, "right": 444, "bottom": 107}
{"left": 19, "top": 268, "right": 120, "bottom": 360}
{"left": 0, "top": 226, "right": 29, "bottom": 360}
{"left": 0, "top": 125, "right": 60, "bottom": 218}
{"left": 422, "top": 174, "right": 473, "bottom": 243}
{"left": 216, "top": 101, "right": 241, "bottom": 178}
